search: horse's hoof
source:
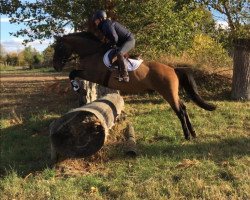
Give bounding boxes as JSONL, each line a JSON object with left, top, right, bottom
{"left": 185, "top": 136, "right": 190, "bottom": 140}
{"left": 191, "top": 132, "right": 197, "bottom": 138}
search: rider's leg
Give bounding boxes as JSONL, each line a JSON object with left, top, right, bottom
{"left": 117, "top": 53, "right": 129, "bottom": 82}
{"left": 117, "top": 37, "right": 135, "bottom": 82}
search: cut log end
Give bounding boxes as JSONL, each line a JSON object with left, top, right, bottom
{"left": 51, "top": 112, "right": 105, "bottom": 158}
{"left": 50, "top": 93, "right": 125, "bottom": 161}
{"left": 124, "top": 123, "right": 137, "bottom": 157}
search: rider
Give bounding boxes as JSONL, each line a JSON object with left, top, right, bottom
{"left": 92, "top": 10, "right": 135, "bottom": 82}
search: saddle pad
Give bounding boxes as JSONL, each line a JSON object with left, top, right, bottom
{"left": 103, "top": 49, "right": 143, "bottom": 71}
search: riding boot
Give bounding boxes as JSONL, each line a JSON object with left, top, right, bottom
{"left": 117, "top": 53, "right": 129, "bottom": 82}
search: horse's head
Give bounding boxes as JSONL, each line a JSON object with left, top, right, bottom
{"left": 53, "top": 36, "right": 73, "bottom": 72}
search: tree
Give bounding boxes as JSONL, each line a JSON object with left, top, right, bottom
{"left": 197, "top": 0, "right": 249, "bottom": 100}
{"left": 2, "top": 0, "right": 216, "bottom": 55}
{"left": 197, "top": 0, "right": 249, "bottom": 38}
{"left": 23, "top": 46, "right": 35, "bottom": 66}
{"left": 231, "top": 38, "right": 250, "bottom": 100}
{"left": 42, "top": 45, "right": 54, "bottom": 67}
{"left": 0, "top": 0, "right": 108, "bottom": 43}
{"left": 22, "top": 46, "right": 44, "bottom": 68}
{"left": 0, "top": 44, "right": 7, "bottom": 65}
{"left": 6, "top": 53, "right": 18, "bottom": 66}
{"left": 115, "top": 0, "right": 216, "bottom": 56}
{"left": 33, "top": 53, "right": 43, "bottom": 65}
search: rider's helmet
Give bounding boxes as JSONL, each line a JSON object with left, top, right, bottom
{"left": 93, "top": 10, "right": 107, "bottom": 21}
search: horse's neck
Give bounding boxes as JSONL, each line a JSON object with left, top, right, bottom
{"left": 66, "top": 36, "right": 108, "bottom": 84}
{"left": 78, "top": 53, "right": 108, "bottom": 84}
{"left": 68, "top": 36, "right": 103, "bottom": 57}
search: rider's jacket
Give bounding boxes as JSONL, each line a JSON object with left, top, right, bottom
{"left": 98, "top": 19, "right": 134, "bottom": 47}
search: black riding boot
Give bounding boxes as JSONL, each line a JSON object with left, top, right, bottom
{"left": 117, "top": 53, "right": 129, "bottom": 82}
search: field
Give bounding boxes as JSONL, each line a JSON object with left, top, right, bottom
{"left": 0, "top": 66, "right": 249, "bottom": 200}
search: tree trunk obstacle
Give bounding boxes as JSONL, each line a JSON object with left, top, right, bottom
{"left": 50, "top": 93, "right": 125, "bottom": 161}
{"left": 231, "top": 39, "right": 250, "bottom": 100}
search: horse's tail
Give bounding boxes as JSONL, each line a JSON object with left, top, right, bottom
{"left": 174, "top": 67, "right": 216, "bottom": 111}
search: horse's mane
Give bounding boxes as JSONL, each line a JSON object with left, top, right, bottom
{"left": 63, "top": 31, "right": 101, "bottom": 43}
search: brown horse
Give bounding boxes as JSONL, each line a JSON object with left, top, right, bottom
{"left": 53, "top": 31, "right": 216, "bottom": 140}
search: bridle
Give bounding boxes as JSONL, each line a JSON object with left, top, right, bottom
{"left": 55, "top": 41, "right": 78, "bottom": 64}
{"left": 62, "top": 55, "right": 79, "bottom": 64}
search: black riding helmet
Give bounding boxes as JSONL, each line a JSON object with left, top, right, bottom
{"left": 93, "top": 10, "right": 107, "bottom": 21}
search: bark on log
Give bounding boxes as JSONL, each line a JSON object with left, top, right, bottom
{"left": 50, "top": 93, "right": 124, "bottom": 161}
{"left": 231, "top": 39, "right": 250, "bottom": 100}
{"left": 73, "top": 79, "right": 119, "bottom": 106}
{"left": 123, "top": 122, "right": 137, "bottom": 157}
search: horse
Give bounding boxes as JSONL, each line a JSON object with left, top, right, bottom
{"left": 53, "top": 31, "right": 216, "bottom": 140}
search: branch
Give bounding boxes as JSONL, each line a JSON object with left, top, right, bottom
{"left": 222, "top": 2, "right": 236, "bottom": 32}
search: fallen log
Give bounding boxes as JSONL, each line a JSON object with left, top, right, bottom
{"left": 124, "top": 122, "right": 137, "bottom": 157}
{"left": 49, "top": 93, "right": 124, "bottom": 161}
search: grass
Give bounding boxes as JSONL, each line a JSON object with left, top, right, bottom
{"left": 0, "top": 67, "right": 249, "bottom": 199}
{"left": 0, "top": 65, "right": 58, "bottom": 74}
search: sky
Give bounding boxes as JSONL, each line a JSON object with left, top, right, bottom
{"left": 0, "top": 14, "right": 53, "bottom": 53}
{"left": 0, "top": 5, "right": 229, "bottom": 54}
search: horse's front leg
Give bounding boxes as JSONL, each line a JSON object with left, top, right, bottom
{"left": 69, "top": 70, "right": 87, "bottom": 106}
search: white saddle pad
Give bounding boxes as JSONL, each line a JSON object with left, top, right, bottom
{"left": 103, "top": 49, "right": 143, "bottom": 71}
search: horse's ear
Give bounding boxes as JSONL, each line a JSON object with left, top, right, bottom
{"left": 54, "top": 35, "right": 62, "bottom": 41}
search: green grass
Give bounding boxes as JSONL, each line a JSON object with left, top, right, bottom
{"left": 1, "top": 98, "right": 249, "bottom": 199}
{"left": 0, "top": 69, "right": 249, "bottom": 199}
{"left": 0, "top": 65, "right": 59, "bottom": 74}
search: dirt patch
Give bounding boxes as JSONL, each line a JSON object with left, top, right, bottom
{"left": 1, "top": 75, "right": 67, "bottom": 82}
{"left": 0, "top": 73, "right": 78, "bottom": 120}
{"left": 1, "top": 72, "right": 131, "bottom": 176}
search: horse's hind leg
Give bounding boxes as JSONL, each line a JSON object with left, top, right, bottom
{"left": 172, "top": 103, "right": 191, "bottom": 140}
{"left": 152, "top": 70, "right": 191, "bottom": 140}
{"left": 179, "top": 101, "right": 196, "bottom": 138}
{"left": 155, "top": 87, "right": 191, "bottom": 140}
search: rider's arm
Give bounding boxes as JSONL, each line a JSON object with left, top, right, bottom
{"left": 103, "top": 21, "right": 118, "bottom": 46}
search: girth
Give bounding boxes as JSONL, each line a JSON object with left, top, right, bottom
{"left": 103, "top": 69, "right": 112, "bottom": 87}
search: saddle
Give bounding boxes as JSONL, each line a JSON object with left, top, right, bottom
{"left": 108, "top": 49, "right": 141, "bottom": 68}
{"left": 103, "top": 49, "right": 143, "bottom": 72}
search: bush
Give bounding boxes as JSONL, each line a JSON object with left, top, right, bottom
{"left": 115, "top": 1, "right": 215, "bottom": 59}
{"left": 187, "top": 34, "right": 232, "bottom": 68}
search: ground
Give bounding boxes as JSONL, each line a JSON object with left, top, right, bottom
{"left": 0, "top": 67, "right": 249, "bottom": 199}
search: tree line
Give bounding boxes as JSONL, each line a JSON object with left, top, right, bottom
{"left": 0, "top": 44, "right": 54, "bottom": 68}
{"left": 1, "top": 0, "right": 248, "bottom": 59}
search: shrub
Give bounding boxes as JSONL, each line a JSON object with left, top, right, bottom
{"left": 187, "top": 34, "right": 232, "bottom": 68}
